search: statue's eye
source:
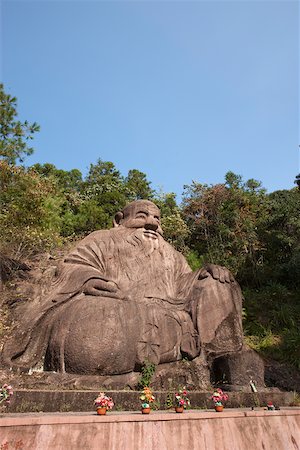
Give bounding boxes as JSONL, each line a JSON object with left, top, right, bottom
{"left": 136, "top": 213, "right": 147, "bottom": 219}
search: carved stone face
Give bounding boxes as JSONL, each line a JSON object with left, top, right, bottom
{"left": 116, "top": 200, "right": 163, "bottom": 239}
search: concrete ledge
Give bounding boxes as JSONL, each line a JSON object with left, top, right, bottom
{"left": 5, "top": 389, "right": 295, "bottom": 412}
{"left": 1, "top": 409, "right": 300, "bottom": 449}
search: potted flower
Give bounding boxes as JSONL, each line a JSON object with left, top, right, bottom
{"left": 0, "top": 384, "right": 13, "bottom": 407}
{"left": 267, "top": 401, "right": 275, "bottom": 411}
{"left": 174, "top": 387, "right": 190, "bottom": 413}
{"left": 211, "top": 388, "right": 228, "bottom": 412}
{"left": 94, "top": 392, "right": 114, "bottom": 415}
{"left": 140, "top": 386, "right": 155, "bottom": 414}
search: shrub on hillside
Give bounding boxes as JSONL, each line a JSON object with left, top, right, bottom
{"left": 0, "top": 162, "right": 62, "bottom": 258}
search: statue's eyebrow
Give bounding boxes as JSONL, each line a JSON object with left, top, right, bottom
{"left": 135, "top": 209, "right": 160, "bottom": 219}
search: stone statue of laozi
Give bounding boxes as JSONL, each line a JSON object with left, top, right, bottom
{"left": 2, "top": 200, "right": 263, "bottom": 386}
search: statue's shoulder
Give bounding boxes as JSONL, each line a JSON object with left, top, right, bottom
{"left": 74, "top": 228, "right": 115, "bottom": 247}
{"left": 87, "top": 228, "right": 114, "bottom": 238}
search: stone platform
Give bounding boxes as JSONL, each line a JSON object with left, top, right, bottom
{"left": 4, "top": 389, "right": 295, "bottom": 413}
{"left": 1, "top": 408, "right": 300, "bottom": 449}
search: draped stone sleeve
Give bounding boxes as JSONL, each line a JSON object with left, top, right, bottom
{"left": 168, "top": 247, "right": 243, "bottom": 356}
{"left": 49, "top": 230, "right": 111, "bottom": 298}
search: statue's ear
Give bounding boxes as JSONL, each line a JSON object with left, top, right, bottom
{"left": 113, "top": 211, "right": 124, "bottom": 228}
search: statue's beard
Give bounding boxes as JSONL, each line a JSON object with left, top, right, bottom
{"left": 125, "top": 228, "right": 161, "bottom": 256}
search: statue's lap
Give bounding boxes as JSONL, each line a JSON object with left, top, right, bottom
{"left": 44, "top": 295, "right": 192, "bottom": 375}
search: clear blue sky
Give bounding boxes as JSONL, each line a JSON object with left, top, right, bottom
{"left": 1, "top": 0, "right": 299, "bottom": 199}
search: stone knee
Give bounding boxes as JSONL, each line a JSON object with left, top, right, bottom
{"left": 45, "top": 296, "right": 140, "bottom": 375}
{"left": 191, "top": 275, "right": 244, "bottom": 356}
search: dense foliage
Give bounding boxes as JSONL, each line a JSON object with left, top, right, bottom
{"left": 182, "top": 172, "right": 268, "bottom": 278}
{"left": 181, "top": 174, "right": 300, "bottom": 370}
{"left": 0, "top": 162, "right": 63, "bottom": 257}
{"left": 0, "top": 84, "right": 299, "bottom": 370}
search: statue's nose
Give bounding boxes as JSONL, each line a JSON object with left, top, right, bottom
{"left": 144, "top": 217, "right": 159, "bottom": 231}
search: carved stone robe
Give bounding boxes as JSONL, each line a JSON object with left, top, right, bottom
{"left": 2, "top": 227, "right": 243, "bottom": 375}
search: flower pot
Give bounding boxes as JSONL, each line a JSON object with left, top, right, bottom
{"left": 141, "top": 407, "right": 151, "bottom": 414}
{"left": 175, "top": 406, "right": 184, "bottom": 413}
{"left": 97, "top": 407, "right": 107, "bottom": 415}
{"left": 215, "top": 405, "right": 224, "bottom": 412}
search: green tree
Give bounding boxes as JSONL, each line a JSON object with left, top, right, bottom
{"left": 160, "top": 210, "right": 190, "bottom": 253}
{"left": 154, "top": 192, "right": 190, "bottom": 253}
{"left": 0, "top": 84, "right": 40, "bottom": 164}
{"left": 125, "top": 169, "right": 154, "bottom": 200}
{"left": 32, "top": 163, "right": 83, "bottom": 192}
{"left": 0, "top": 161, "right": 62, "bottom": 257}
{"left": 61, "top": 200, "right": 110, "bottom": 236}
{"left": 224, "top": 171, "right": 242, "bottom": 189}
{"left": 182, "top": 172, "right": 268, "bottom": 277}
{"left": 154, "top": 191, "right": 178, "bottom": 217}
{"left": 31, "top": 163, "right": 85, "bottom": 237}
{"left": 259, "top": 188, "right": 300, "bottom": 287}
{"left": 82, "top": 159, "right": 128, "bottom": 229}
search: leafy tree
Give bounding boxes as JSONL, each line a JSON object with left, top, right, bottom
{"left": 86, "top": 159, "right": 121, "bottom": 186}
{"left": 30, "top": 163, "right": 85, "bottom": 237}
{"left": 259, "top": 188, "right": 300, "bottom": 287}
{"left": 154, "top": 192, "right": 190, "bottom": 253}
{"left": 224, "top": 171, "right": 242, "bottom": 189}
{"left": 161, "top": 210, "right": 190, "bottom": 253}
{"left": 32, "top": 163, "right": 83, "bottom": 192}
{"left": 82, "top": 159, "right": 128, "bottom": 228}
{"left": 245, "top": 178, "right": 263, "bottom": 192}
{"left": 294, "top": 173, "right": 300, "bottom": 190}
{"left": 154, "top": 192, "right": 178, "bottom": 217}
{"left": 0, "top": 161, "right": 62, "bottom": 257}
{"left": 61, "top": 200, "right": 110, "bottom": 236}
{"left": 29, "top": 160, "right": 158, "bottom": 237}
{"left": 0, "top": 84, "right": 40, "bottom": 164}
{"left": 182, "top": 172, "right": 268, "bottom": 277}
{"left": 125, "top": 169, "right": 154, "bottom": 200}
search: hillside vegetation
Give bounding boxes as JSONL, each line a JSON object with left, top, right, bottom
{"left": 0, "top": 83, "right": 299, "bottom": 375}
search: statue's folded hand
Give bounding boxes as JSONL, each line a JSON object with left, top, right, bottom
{"left": 82, "top": 279, "right": 122, "bottom": 298}
{"left": 198, "top": 263, "right": 235, "bottom": 283}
